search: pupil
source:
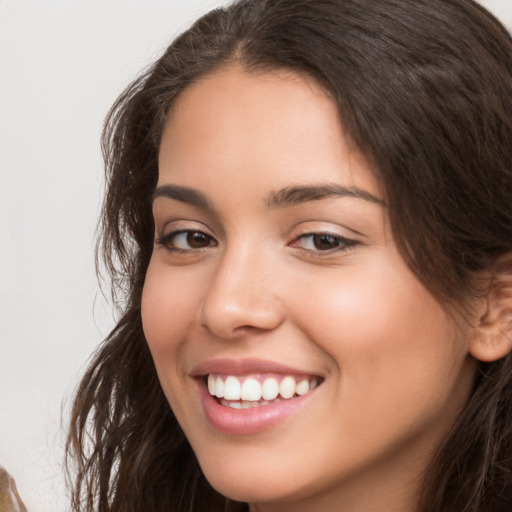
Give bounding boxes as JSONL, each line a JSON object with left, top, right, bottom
{"left": 187, "top": 232, "right": 209, "bottom": 248}
{"left": 314, "top": 234, "right": 338, "bottom": 250}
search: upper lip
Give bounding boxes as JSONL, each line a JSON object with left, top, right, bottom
{"left": 190, "top": 358, "right": 322, "bottom": 378}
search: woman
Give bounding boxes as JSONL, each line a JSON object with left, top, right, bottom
{"left": 66, "top": 0, "right": 512, "bottom": 510}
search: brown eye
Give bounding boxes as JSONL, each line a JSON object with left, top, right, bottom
{"left": 157, "top": 230, "right": 216, "bottom": 250}
{"left": 186, "top": 231, "right": 212, "bottom": 248}
{"left": 291, "top": 232, "right": 357, "bottom": 253}
{"left": 312, "top": 234, "right": 340, "bottom": 250}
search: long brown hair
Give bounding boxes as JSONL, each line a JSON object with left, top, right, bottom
{"left": 66, "top": 1, "right": 512, "bottom": 510}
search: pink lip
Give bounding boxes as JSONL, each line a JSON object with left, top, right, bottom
{"left": 191, "top": 358, "right": 319, "bottom": 377}
{"left": 191, "top": 358, "right": 322, "bottom": 435}
{"left": 198, "top": 383, "right": 316, "bottom": 435}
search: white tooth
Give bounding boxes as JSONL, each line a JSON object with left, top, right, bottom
{"left": 261, "top": 377, "right": 279, "bottom": 400}
{"left": 207, "top": 374, "right": 216, "bottom": 396}
{"left": 223, "top": 376, "right": 241, "bottom": 400}
{"left": 241, "top": 378, "right": 262, "bottom": 401}
{"left": 215, "top": 376, "right": 225, "bottom": 398}
{"left": 295, "top": 378, "right": 309, "bottom": 396}
{"left": 228, "top": 401, "right": 242, "bottom": 409}
{"left": 310, "top": 378, "right": 319, "bottom": 390}
{"left": 240, "top": 401, "right": 253, "bottom": 409}
{"left": 279, "top": 376, "right": 296, "bottom": 399}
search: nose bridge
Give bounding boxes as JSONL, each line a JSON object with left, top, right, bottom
{"left": 200, "top": 240, "right": 283, "bottom": 338}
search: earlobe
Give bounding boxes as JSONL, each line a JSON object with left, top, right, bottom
{"left": 470, "top": 254, "right": 512, "bottom": 363}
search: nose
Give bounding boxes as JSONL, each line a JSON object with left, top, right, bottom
{"left": 199, "top": 246, "right": 284, "bottom": 340}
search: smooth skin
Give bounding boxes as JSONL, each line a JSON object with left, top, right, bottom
{"left": 141, "top": 67, "right": 484, "bottom": 512}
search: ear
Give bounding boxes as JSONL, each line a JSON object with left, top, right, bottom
{"left": 470, "top": 253, "right": 512, "bottom": 362}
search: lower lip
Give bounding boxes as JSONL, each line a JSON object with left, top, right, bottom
{"left": 199, "top": 382, "right": 316, "bottom": 435}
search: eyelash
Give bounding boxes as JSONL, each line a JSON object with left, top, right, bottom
{"left": 156, "top": 229, "right": 358, "bottom": 255}
{"left": 290, "top": 232, "right": 358, "bottom": 254}
{"left": 156, "top": 230, "right": 216, "bottom": 252}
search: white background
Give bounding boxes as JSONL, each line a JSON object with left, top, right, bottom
{"left": 1, "top": 1, "right": 511, "bottom": 511}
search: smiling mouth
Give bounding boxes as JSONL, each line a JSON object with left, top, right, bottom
{"left": 206, "top": 374, "right": 322, "bottom": 409}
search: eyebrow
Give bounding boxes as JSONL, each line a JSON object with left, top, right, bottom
{"left": 152, "top": 182, "right": 384, "bottom": 210}
{"left": 265, "top": 184, "right": 384, "bottom": 208}
{"left": 152, "top": 184, "right": 215, "bottom": 212}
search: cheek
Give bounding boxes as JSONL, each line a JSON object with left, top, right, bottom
{"left": 294, "top": 251, "right": 462, "bottom": 360}
{"left": 141, "top": 258, "right": 209, "bottom": 422}
{"left": 287, "top": 252, "right": 472, "bottom": 425}
{"left": 141, "top": 259, "right": 201, "bottom": 358}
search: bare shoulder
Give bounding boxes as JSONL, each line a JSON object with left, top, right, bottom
{"left": 0, "top": 466, "right": 28, "bottom": 512}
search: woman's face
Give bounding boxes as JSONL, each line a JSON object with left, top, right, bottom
{"left": 142, "top": 66, "right": 478, "bottom": 511}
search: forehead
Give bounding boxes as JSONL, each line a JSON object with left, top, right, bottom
{"left": 158, "top": 65, "right": 380, "bottom": 198}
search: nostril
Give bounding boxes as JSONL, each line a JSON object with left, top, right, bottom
{"left": 200, "top": 302, "right": 284, "bottom": 340}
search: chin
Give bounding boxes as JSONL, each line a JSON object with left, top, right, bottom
{"left": 199, "top": 455, "right": 323, "bottom": 506}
